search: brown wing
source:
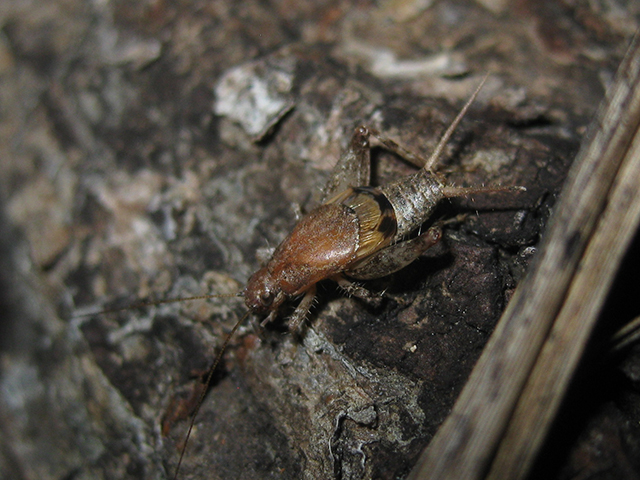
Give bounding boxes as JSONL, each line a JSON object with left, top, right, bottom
{"left": 268, "top": 203, "right": 360, "bottom": 295}
{"left": 326, "top": 186, "right": 397, "bottom": 260}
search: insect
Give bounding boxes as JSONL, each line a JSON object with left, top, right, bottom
{"left": 87, "top": 77, "right": 524, "bottom": 479}
{"left": 162, "top": 77, "right": 525, "bottom": 478}
{"left": 243, "top": 79, "right": 523, "bottom": 332}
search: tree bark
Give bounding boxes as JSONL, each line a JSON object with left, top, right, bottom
{"left": 0, "top": 1, "right": 636, "bottom": 479}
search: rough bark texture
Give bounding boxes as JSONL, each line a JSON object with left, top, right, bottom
{"left": 0, "top": 1, "right": 638, "bottom": 480}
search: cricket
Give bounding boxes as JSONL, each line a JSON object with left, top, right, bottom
{"left": 87, "top": 77, "right": 525, "bottom": 479}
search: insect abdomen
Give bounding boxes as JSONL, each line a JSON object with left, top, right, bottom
{"left": 380, "top": 169, "right": 444, "bottom": 238}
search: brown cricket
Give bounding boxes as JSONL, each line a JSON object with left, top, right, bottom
{"left": 243, "top": 79, "right": 523, "bottom": 331}
{"left": 117, "top": 77, "right": 524, "bottom": 479}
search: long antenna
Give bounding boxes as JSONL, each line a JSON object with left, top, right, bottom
{"left": 172, "top": 309, "right": 252, "bottom": 480}
{"left": 77, "top": 289, "right": 249, "bottom": 478}
{"left": 74, "top": 292, "right": 241, "bottom": 318}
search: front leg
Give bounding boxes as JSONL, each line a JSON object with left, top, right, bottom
{"left": 287, "top": 285, "right": 317, "bottom": 332}
{"left": 346, "top": 226, "right": 442, "bottom": 280}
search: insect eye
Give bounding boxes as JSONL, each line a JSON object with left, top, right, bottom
{"left": 260, "top": 290, "right": 274, "bottom": 307}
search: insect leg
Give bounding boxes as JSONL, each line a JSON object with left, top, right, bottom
{"left": 287, "top": 285, "right": 317, "bottom": 331}
{"left": 366, "top": 127, "right": 432, "bottom": 170}
{"left": 346, "top": 226, "right": 442, "bottom": 280}
{"left": 322, "top": 127, "right": 372, "bottom": 202}
{"left": 367, "top": 76, "right": 489, "bottom": 172}
{"left": 333, "top": 275, "right": 384, "bottom": 306}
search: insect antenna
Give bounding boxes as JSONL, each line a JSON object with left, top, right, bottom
{"left": 74, "top": 290, "right": 251, "bottom": 479}
{"left": 173, "top": 309, "right": 252, "bottom": 480}
{"left": 74, "top": 292, "right": 242, "bottom": 318}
